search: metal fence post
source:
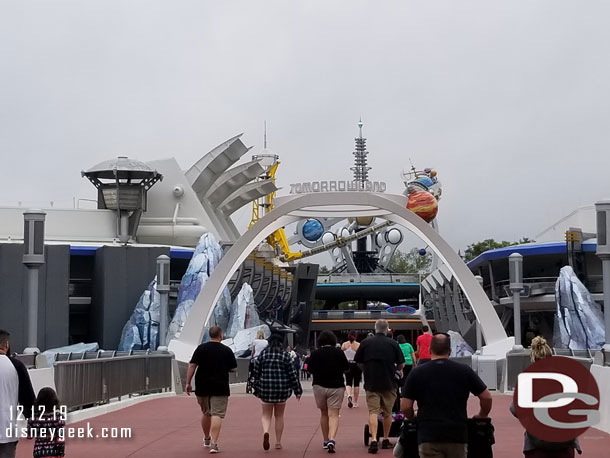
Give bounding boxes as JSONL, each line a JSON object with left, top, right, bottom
{"left": 509, "top": 253, "right": 524, "bottom": 351}
{"left": 595, "top": 201, "right": 610, "bottom": 352}
{"left": 22, "top": 210, "right": 46, "bottom": 353}
{"left": 156, "top": 255, "right": 171, "bottom": 350}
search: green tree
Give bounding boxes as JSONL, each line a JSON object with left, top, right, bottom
{"left": 388, "top": 248, "right": 432, "bottom": 274}
{"left": 463, "top": 237, "right": 535, "bottom": 262}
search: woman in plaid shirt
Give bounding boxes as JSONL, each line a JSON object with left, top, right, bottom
{"left": 252, "top": 334, "right": 303, "bottom": 451}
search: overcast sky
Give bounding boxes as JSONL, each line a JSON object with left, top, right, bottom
{"left": 1, "top": 0, "right": 610, "bottom": 252}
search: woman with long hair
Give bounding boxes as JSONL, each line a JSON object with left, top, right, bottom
{"left": 28, "top": 387, "right": 65, "bottom": 457}
{"left": 510, "top": 336, "right": 581, "bottom": 457}
{"left": 341, "top": 331, "right": 361, "bottom": 408}
{"left": 252, "top": 329, "right": 268, "bottom": 358}
{"left": 252, "top": 333, "right": 303, "bottom": 451}
{"left": 530, "top": 336, "right": 553, "bottom": 362}
{"left": 308, "top": 330, "right": 349, "bottom": 453}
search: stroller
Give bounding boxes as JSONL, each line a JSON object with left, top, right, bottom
{"left": 394, "top": 417, "right": 495, "bottom": 458}
{"left": 363, "top": 383, "right": 403, "bottom": 446}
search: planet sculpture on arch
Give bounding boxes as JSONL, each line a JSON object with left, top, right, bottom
{"left": 302, "top": 218, "right": 324, "bottom": 242}
{"left": 407, "top": 190, "right": 438, "bottom": 223}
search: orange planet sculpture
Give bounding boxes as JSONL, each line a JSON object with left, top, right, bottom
{"left": 407, "top": 190, "right": 438, "bottom": 222}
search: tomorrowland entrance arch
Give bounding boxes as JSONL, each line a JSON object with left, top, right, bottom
{"left": 168, "top": 192, "right": 513, "bottom": 363}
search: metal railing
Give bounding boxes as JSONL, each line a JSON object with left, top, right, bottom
{"left": 317, "top": 273, "right": 419, "bottom": 284}
{"left": 13, "top": 353, "right": 37, "bottom": 369}
{"left": 505, "top": 348, "right": 597, "bottom": 391}
{"left": 494, "top": 277, "right": 558, "bottom": 298}
{"left": 312, "top": 309, "right": 419, "bottom": 320}
{"left": 53, "top": 351, "right": 172, "bottom": 410}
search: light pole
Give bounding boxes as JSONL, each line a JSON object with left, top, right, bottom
{"left": 156, "top": 255, "right": 171, "bottom": 351}
{"left": 595, "top": 201, "right": 610, "bottom": 353}
{"left": 509, "top": 253, "right": 524, "bottom": 351}
{"left": 474, "top": 275, "right": 484, "bottom": 353}
{"left": 22, "top": 210, "right": 46, "bottom": 354}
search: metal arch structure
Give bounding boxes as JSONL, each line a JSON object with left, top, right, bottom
{"left": 168, "top": 192, "right": 513, "bottom": 363}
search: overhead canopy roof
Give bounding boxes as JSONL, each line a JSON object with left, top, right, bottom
{"left": 82, "top": 157, "right": 161, "bottom": 180}
{"left": 466, "top": 240, "right": 598, "bottom": 270}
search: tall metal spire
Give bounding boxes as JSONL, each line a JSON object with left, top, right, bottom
{"left": 351, "top": 118, "right": 371, "bottom": 183}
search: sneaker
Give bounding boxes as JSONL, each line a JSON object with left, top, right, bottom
{"left": 323, "top": 441, "right": 329, "bottom": 449}
{"left": 347, "top": 395, "right": 353, "bottom": 408}
{"left": 381, "top": 439, "right": 393, "bottom": 449}
{"left": 210, "top": 444, "right": 219, "bottom": 453}
{"left": 203, "top": 437, "right": 212, "bottom": 447}
{"left": 368, "top": 440, "right": 378, "bottom": 454}
{"left": 327, "top": 440, "right": 336, "bottom": 453}
{"left": 263, "top": 432, "right": 270, "bottom": 451}
{"left": 353, "top": 402, "right": 359, "bottom": 408}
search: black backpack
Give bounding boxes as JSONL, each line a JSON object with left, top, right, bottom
{"left": 466, "top": 418, "right": 495, "bottom": 458}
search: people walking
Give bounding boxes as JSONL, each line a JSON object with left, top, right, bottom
{"left": 307, "top": 330, "right": 349, "bottom": 453}
{"left": 252, "top": 330, "right": 269, "bottom": 358}
{"left": 400, "top": 332, "right": 492, "bottom": 458}
{"left": 186, "top": 326, "right": 238, "bottom": 454}
{"left": 510, "top": 336, "right": 581, "bottom": 457}
{"left": 301, "top": 353, "right": 311, "bottom": 380}
{"left": 247, "top": 330, "right": 270, "bottom": 394}
{"left": 252, "top": 333, "right": 303, "bottom": 451}
{"left": 397, "top": 335, "right": 417, "bottom": 388}
{"left": 354, "top": 320, "right": 405, "bottom": 454}
{"left": 416, "top": 325, "right": 433, "bottom": 365}
{"left": 341, "top": 331, "right": 362, "bottom": 408}
{"left": 28, "top": 387, "right": 65, "bottom": 457}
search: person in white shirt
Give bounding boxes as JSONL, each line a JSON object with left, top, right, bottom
{"left": 252, "top": 330, "right": 269, "bottom": 358}
{"left": 0, "top": 330, "right": 19, "bottom": 458}
{"left": 286, "top": 346, "right": 297, "bottom": 362}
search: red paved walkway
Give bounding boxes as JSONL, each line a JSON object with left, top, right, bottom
{"left": 16, "top": 391, "right": 610, "bottom": 457}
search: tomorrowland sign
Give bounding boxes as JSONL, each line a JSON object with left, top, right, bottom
{"left": 289, "top": 180, "right": 387, "bottom": 194}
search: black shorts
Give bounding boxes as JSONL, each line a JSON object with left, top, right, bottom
{"left": 345, "top": 362, "right": 362, "bottom": 386}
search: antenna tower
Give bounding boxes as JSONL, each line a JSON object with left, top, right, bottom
{"left": 351, "top": 118, "right": 371, "bottom": 183}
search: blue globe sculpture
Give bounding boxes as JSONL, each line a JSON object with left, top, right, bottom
{"left": 302, "top": 219, "right": 324, "bottom": 242}
{"left": 416, "top": 176, "right": 435, "bottom": 189}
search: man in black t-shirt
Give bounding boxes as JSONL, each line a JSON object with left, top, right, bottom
{"left": 307, "top": 330, "right": 350, "bottom": 452}
{"left": 354, "top": 319, "right": 404, "bottom": 454}
{"left": 186, "top": 326, "right": 237, "bottom": 454}
{"left": 401, "top": 333, "right": 492, "bottom": 458}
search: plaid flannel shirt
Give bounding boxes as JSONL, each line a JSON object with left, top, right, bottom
{"left": 253, "top": 347, "right": 303, "bottom": 403}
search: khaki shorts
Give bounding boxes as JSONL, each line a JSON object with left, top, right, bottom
{"left": 365, "top": 390, "right": 396, "bottom": 418}
{"left": 197, "top": 395, "right": 229, "bottom": 418}
{"left": 313, "top": 385, "right": 345, "bottom": 410}
{"left": 418, "top": 442, "right": 467, "bottom": 458}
